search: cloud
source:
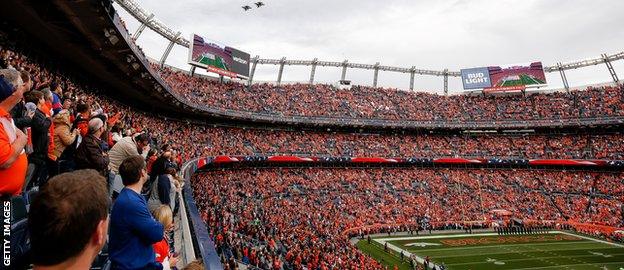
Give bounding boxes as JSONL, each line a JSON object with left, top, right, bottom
{"left": 116, "top": 0, "right": 624, "bottom": 92}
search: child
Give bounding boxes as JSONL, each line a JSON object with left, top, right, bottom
{"left": 152, "top": 205, "right": 179, "bottom": 270}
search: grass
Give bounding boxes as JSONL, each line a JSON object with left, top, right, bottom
{"left": 356, "top": 239, "right": 415, "bottom": 270}
{"left": 499, "top": 74, "right": 546, "bottom": 87}
{"left": 356, "top": 232, "right": 624, "bottom": 270}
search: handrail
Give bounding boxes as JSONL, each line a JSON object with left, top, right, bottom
{"left": 176, "top": 178, "right": 195, "bottom": 265}
{"left": 180, "top": 158, "right": 223, "bottom": 270}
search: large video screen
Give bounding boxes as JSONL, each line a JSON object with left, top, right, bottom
{"left": 188, "top": 34, "right": 250, "bottom": 78}
{"left": 461, "top": 62, "right": 546, "bottom": 90}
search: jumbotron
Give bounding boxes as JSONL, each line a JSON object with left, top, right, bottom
{"left": 0, "top": 1, "right": 623, "bottom": 270}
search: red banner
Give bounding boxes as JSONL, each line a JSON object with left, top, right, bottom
{"left": 207, "top": 66, "right": 239, "bottom": 78}
{"left": 483, "top": 85, "right": 526, "bottom": 93}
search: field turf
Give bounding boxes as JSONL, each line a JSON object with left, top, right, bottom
{"left": 356, "top": 231, "right": 624, "bottom": 270}
{"left": 498, "top": 74, "right": 545, "bottom": 87}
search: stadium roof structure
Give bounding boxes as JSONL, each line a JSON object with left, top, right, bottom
{"left": 3, "top": 0, "right": 623, "bottom": 132}
{"left": 115, "top": 0, "right": 623, "bottom": 94}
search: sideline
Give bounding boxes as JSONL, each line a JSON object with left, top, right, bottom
{"left": 557, "top": 230, "right": 624, "bottom": 248}
{"left": 371, "top": 231, "right": 624, "bottom": 269}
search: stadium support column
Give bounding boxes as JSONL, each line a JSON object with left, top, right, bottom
{"left": 277, "top": 57, "right": 286, "bottom": 86}
{"left": 189, "top": 66, "right": 196, "bottom": 77}
{"left": 133, "top": 13, "right": 154, "bottom": 40}
{"left": 341, "top": 60, "right": 348, "bottom": 81}
{"left": 557, "top": 62, "right": 570, "bottom": 92}
{"left": 602, "top": 53, "right": 620, "bottom": 83}
{"left": 309, "top": 58, "right": 318, "bottom": 85}
{"left": 159, "top": 31, "right": 180, "bottom": 68}
{"left": 373, "top": 62, "right": 380, "bottom": 87}
{"left": 443, "top": 69, "right": 449, "bottom": 96}
{"left": 248, "top": 56, "right": 259, "bottom": 87}
{"left": 409, "top": 66, "right": 416, "bottom": 91}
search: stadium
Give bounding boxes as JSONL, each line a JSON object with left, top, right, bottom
{"left": 0, "top": 0, "right": 623, "bottom": 270}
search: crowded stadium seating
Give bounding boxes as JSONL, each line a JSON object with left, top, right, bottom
{"left": 4, "top": 42, "right": 624, "bottom": 162}
{"left": 155, "top": 64, "right": 624, "bottom": 122}
{"left": 192, "top": 168, "right": 624, "bottom": 269}
{"left": 2, "top": 12, "right": 623, "bottom": 269}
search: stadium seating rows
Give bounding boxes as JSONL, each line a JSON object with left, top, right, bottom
{"left": 2, "top": 29, "right": 624, "bottom": 270}
{"left": 6, "top": 44, "right": 624, "bottom": 162}
{"left": 155, "top": 64, "right": 624, "bottom": 122}
{"left": 192, "top": 168, "right": 623, "bottom": 270}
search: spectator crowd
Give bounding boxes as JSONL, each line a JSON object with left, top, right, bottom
{"left": 0, "top": 33, "right": 198, "bottom": 269}
{"left": 192, "top": 168, "right": 623, "bottom": 270}
{"left": 156, "top": 64, "right": 624, "bottom": 122}
{"left": 1, "top": 27, "right": 623, "bottom": 270}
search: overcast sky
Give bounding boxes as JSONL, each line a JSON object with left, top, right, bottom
{"left": 114, "top": 0, "right": 624, "bottom": 93}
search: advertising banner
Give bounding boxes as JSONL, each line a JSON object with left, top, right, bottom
{"left": 188, "top": 34, "right": 250, "bottom": 78}
{"left": 461, "top": 67, "right": 492, "bottom": 89}
{"left": 461, "top": 62, "right": 547, "bottom": 90}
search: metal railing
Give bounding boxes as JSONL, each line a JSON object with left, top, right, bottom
{"left": 179, "top": 158, "right": 223, "bottom": 269}
{"left": 107, "top": 3, "right": 624, "bottom": 130}
{"left": 113, "top": 0, "right": 624, "bottom": 76}
{"left": 114, "top": 0, "right": 623, "bottom": 92}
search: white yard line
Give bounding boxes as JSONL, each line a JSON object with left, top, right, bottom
{"left": 446, "top": 253, "right": 624, "bottom": 266}
{"left": 421, "top": 241, "right": 594, "bottom": 253}
{"left": 372, "top": 231, "right": 624, "bottom": 269}
{"left": 513, "top": 261, "right": 624, "bottom": 270}
{"left": 374, "top": 240, "right": 440, "bottom": 269}
{"left": 557, "top": 230, "right": 624, "bottom": 248}
{"left": 374, "top": 232, "right": 503, "bottom": 242}
{"left": 373, "top": 232, "right": 538, "bottom": 269}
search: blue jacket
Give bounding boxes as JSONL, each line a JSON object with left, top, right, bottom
{"left": 109, "top": 187, "right": 164, "bottom": 270}
{"left": 51, "top": 92, "right": 62, "bottom": 115}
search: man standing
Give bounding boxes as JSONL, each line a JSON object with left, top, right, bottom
{"left": 109, "top": 155, "right": 163, "bottom": 270}
{"left": 75, "top": 118, "right": 109, "bottom": 176}
{"left": 50, "top": 81, "right": 63, "bottom": 115}
{"left": 24, "top": 90, "right": 51, "bottom": 187}
{"left": 108, "top": 133, "right": 150, "bottom": 195}
{"left": 0, "top": 70, "right": 28, "bottom": 195}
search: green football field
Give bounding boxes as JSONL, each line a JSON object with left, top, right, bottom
{"left": 356, "top": 231, "right": 624, "bottom": 270}
{"left": 498, "top": 74, "right": 546, "bottom": 87}
{"left": 194, "top": 54, "right": 229, "bottom": 70}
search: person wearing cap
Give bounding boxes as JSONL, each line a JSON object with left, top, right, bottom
{"left": 0, "top": 69, "right": 28, "bottom": 196}
{"left": 75, "top": 118, "right": 109, "bottom": 177}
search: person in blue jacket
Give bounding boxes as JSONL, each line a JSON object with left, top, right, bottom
{"left": 109, "top": 155, "right": 164, "bottom": 270}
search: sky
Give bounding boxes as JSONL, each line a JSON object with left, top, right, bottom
{"left": 114, "top": 0, "right": 624, "bottom": 93}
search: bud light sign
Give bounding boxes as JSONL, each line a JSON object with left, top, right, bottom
{"left": 461, "top": 67, "right": 492, "bottom": 89}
